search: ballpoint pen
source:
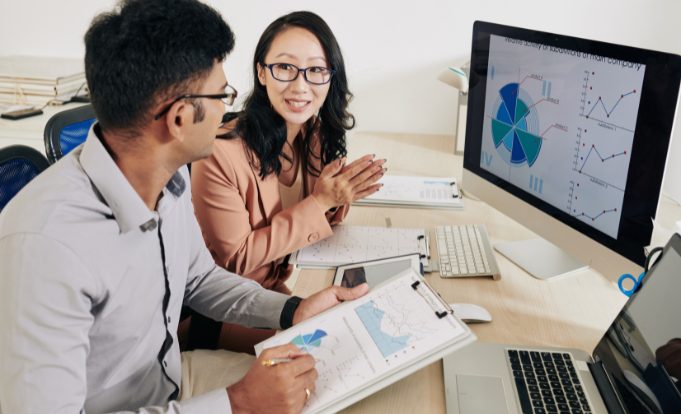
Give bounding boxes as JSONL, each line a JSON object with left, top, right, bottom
{"left": 261, "top": 357, "right": 294, "bottom": 367}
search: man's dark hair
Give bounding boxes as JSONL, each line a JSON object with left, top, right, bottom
{"left": 225, "top": 11, "right": 354, "bottom": 179}
{"left": 84, "top": 0, "right": 234, "bottom": 132}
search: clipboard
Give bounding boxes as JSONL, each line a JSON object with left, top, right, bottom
{"left": 353, "top": 175, "right": 464, "bottom": 209}
{"left": 255, "top": 268, "right": 476, "bottom": 414}
{"left": 291, "top": 225, "right": 430, "bottom": 270}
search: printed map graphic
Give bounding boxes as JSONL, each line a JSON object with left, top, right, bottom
{"left": 355, "top": 301, "right": 411, "bottom": 357}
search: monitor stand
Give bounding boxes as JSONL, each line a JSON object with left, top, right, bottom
{"left": 494, "top": 238, "right": 589, "bottom": 280}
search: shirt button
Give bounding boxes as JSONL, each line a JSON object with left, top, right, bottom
{"left": 163, "top": 360, "right": 168, "bottom": 367}
{"left": 308, "top": 232, "right": 319, "bottom": 242}
{"left": 167, "top": 315, "right": 171, "bottom": 323}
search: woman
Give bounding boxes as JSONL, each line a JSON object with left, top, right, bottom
{"left": 190, "top": 11, "right": 383, "bottom": 349}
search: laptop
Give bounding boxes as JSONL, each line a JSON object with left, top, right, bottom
{"left": 443, "top": 233, "right": 681, "bottom": 413}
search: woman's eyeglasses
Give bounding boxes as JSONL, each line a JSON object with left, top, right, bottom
{"left": 262, "top": 62, "right": 335, "bottom": 85}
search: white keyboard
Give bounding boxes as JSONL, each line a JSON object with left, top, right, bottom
{"left": 435, "top": 224, "right": 501, "bottom": 279}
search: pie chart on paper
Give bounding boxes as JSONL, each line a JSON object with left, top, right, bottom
{"left": 491, "top": 82, "right": 543, "bottom": 167}
{"left": 290, "top": 329, "right": 327, "bottom": 353}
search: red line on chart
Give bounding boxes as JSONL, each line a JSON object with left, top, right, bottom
{"left": 540, "top": 124, "right": 567, "bottom": 138}
{"left": 577, "top": 144, "right": 627, "bottom": 172}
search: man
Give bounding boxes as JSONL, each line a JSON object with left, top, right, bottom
{"left": 0, "top": 0, "right": 367, "bottom": 412}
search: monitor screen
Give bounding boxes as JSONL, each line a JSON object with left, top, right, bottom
{"left": 463, "top": 21, "right": 681, "bottom": 271}
{"left": 592, "top": 234, "right": 681, "bottom": 412}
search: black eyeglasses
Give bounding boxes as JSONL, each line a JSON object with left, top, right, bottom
{"left": 262, "top": 63, "right": 335, "bottom": 85}
{"left": 154, "top": 84, "right": 238, "bottom": 120}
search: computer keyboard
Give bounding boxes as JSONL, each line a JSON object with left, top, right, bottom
{"left": 434, "top": 224, "right": 501, "bottom": 279}
{"left": 507, "top": 349, "right": 592, "bottom": 414}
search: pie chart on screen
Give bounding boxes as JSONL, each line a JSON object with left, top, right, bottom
{"left": 491, "top": 82, "right": 542, "bottom": 167}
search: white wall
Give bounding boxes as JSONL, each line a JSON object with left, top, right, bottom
{"left": 2, "top": 0, "right": 680, "bottom": 199}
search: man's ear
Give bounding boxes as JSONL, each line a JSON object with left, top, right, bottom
{"left": 165, "top": 101, "right": 192, "bottom": 142}
{"left": 257, "top": 63, "right": 267, "bottom": 86}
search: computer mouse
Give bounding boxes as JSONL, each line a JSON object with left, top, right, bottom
{"left": 450, "top": 303, "right": 492, "bottom": 323}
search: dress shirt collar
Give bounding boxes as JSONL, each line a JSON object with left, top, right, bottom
{"left": 80, "top": 124, "right": 186, "bottom": 234}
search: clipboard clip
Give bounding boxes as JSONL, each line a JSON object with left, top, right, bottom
{"left": 411, "top": 280, "right": 453, "bottom": 319}
{"left": 417, "top": 234, "right": 430, "bottom": 260}
{"left": 449, "top": 181, "right": 460, "bottom": 199}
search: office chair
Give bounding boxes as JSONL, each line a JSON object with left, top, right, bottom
{"left": 0, "top": 145, "right": 50, "bottom": 211}
{"left": 44, "top": 104, "right": 96, "bottom": 164}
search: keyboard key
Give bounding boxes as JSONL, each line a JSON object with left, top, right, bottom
{"left": 514, "top": 377, "right": 533, "bottom": 414}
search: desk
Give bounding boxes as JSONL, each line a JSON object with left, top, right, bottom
{"left": 0, "top": 103, "right": 85, "bottom": 154}
{"left": 292, "top": 131, "right": 680, "bottom": 413}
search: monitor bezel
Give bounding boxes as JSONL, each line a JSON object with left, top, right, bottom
{"left": 463, "top": 21, "right": 681, "bottom": 266}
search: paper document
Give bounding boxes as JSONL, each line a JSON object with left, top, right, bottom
{"left": 255, "top": 269, "right": 476, "bottom": 414}
{"left": 291, "top": 225, "right": 429, "bottom": 268}
{"left": 354, "top": 175, "right": 463, "bottom": 209}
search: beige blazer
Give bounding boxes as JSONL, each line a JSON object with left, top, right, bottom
{"left": 191, "top": 135, "right": 347, "bottom": 291}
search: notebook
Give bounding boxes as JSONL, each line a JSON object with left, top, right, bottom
{"left": 255, "top": 268, "right": 476, "bottom": 414}
{"left": 442, "top": 233, "right": 681, "bottom": 413}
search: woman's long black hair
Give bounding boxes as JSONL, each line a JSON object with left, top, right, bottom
{"left": 224, "top": 11, "right": 355, "bottom": 179}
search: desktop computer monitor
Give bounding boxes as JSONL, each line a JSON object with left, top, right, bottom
{"left": 462, "top": 21, "right": 681, "bottom": 279}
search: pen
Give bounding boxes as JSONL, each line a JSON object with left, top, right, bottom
{"left": 261, "top": 357, "right": 294, "bottom": 367}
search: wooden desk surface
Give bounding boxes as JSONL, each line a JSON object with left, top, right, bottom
{"left": 291, "top": 131, "right": 638, "bottom": 413}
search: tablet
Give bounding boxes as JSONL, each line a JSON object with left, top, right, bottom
{"left": 332, "top": 254, "right": 422, "bottom": 288}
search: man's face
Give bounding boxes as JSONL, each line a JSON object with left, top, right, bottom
{"left": 187, "top": 61, "right": 229, "bottom": 161}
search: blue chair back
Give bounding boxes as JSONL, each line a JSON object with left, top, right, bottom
{"left": 0, "top": 145, "right": 49, "bottom": 211}
{"left": 44, "top": 104, "right": 96, "bottom": 164}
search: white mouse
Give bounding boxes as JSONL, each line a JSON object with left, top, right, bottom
{"left": 450, "top": 303, "right": 492, "bottom": 323}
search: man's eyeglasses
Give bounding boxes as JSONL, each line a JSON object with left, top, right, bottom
{"left": 154, "top": 84, "right": 238, "bottom": 120}
{"left": 262, "top": 63, "right": 335, "bottom": 85}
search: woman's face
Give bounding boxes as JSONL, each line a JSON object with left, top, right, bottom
{"left": 257, "top": 27, "right": 331, "bottom": 134}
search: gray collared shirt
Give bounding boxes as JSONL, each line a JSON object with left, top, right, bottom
{"left": 0, "top": 126, "right": 290, "bottom": 413}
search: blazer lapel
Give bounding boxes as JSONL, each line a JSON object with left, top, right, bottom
{"left": 248, "top": 161, "right": 280, "bottom": 223}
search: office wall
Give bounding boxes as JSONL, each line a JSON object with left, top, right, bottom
{"left": 1, "top": 0, "right": 681, "bottom": 200}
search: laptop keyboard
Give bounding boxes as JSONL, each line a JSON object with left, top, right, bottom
{"left": 435, "top": 224, "right": 500, "bottom": 278}
{"left": 507, "top": 349, "right": 592, "bottom": 414}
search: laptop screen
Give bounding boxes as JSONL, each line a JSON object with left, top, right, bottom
{"left": 592, "top": 233, "right": 681, "bottom": 412}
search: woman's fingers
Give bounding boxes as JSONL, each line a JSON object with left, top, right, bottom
{"left": 352, "top": 183, "right": 383, "bottom": 201}
{"left": 349, "top": 159, "right": 386, "bottom": 187}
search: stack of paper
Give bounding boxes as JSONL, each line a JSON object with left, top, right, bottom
{"left": 0, "top": 56, "right": 86, "bottom": 107}
{"left": 354, "top": 175, "right": 463, "bottom": 209}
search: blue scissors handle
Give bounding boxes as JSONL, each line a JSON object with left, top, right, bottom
{"left": 617, "top": 271, "right": 645, "bottom": 297}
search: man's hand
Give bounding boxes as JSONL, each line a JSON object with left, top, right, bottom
{"left": 227, "top": 344, "right": 317, "bottom": 414}
{"left": 292, "top": 284, "right": 369, "bottom": 325}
